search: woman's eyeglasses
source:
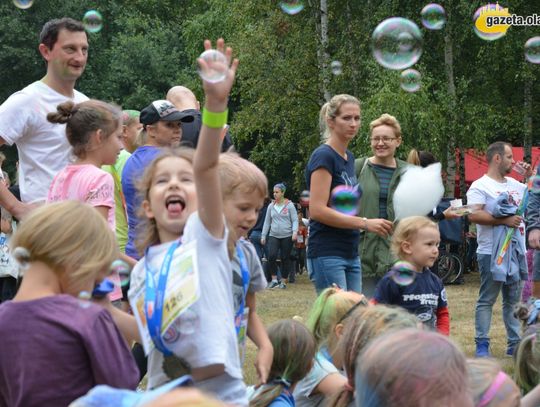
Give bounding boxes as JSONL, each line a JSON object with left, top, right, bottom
{"left": 370, "top": 136, "right": 397, "bottom": 144}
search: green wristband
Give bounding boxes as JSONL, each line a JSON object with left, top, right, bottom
{"left": 202, "top": 108, "right": 228, "bottom": 129}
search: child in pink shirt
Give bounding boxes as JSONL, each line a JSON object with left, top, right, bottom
{"left": 47, "top": 99, "right": 134, "bottom": 299}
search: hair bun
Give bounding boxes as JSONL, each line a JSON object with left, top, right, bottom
{"left": 12, "top": 246, "right": 31, "bottom": 270}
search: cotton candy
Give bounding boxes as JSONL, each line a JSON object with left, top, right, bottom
{"left": 393, "top": 163, "right": 444, "bottom": 220}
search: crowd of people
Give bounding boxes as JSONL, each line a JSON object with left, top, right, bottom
{"left": 0, "top": 16, "right": 539, "bottom": 407}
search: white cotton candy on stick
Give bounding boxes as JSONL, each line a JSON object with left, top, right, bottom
{"left": 393, "top": 163, "right": 445, "bottom": 220}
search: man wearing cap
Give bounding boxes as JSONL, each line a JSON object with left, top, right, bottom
{"left": 121, "top": 100, "right": 194, "bottom": 259}
{"left": 0, "top": 18, "right": 89, "bottom": 219}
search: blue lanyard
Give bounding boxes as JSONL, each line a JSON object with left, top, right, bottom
{"left": 235, "top": 243, "right": 250, "bottom": 336}
{"left": 144, "top": 240, "right": 180, "bottom": 356}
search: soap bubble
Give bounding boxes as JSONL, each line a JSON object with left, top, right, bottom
{"left": 198, "top": 49, "right": 228, "bottom": 84}
{"left": 525, "top": 37, "right": 540, "bottom": 64}
{"left": 421, "top": 3, "right": 446, "bottom": 30}
{"left": 400, "top": 69, "right": 421, "bottom": 92}
{"left": 372, "top": 17, "right": 423, "bottom": 70}
{"left": 390, "top": 261, "right": 416, "bottom": 286}
{"left": 393, "top": 163, "right": 444, "bottom": 220}
{"left": 330, "top": 185, "right": 361, "bottom": 216}
{"left": 110, "top": 259, "right": 131, "bottom": 287}
{"left": 331, "top": 61, "right": 343, "bottom": 75}
{"left": 279, "top": 1, "right": 304, "bottom": 15}
{"left": 77, "top": 291, "right": 91, "bottom": 309}
{"left": 83, "top": 10, "right": 103, "bottom": 34}
{"left": 12, "top": 0, "right": 33, "bottom": 9}
{"left": 473, "top": 4, "right": 506, "bottom": 41}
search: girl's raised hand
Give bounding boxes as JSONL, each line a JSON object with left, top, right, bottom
{"left": 198, "top": 38, "right": 239, "bottom": 112}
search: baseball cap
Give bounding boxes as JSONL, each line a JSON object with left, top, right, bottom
{"left": 139, "top": 100, "right": 194, "bottom": 125}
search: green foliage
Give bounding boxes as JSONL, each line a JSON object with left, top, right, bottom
{"left": 0, "top": 0, "right": 538, "bottom": 195}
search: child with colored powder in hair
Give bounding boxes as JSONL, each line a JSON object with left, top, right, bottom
{"left": 514, "top": 325, "right": 540, "bottom": 396}
{"left": 46, "top": 99, "right": 137, "bottom": 300}
{"left": 127, "top": 39, "right": 247, "bottom": 404}
{"left": 327, "top": 305, "right": 418, "bottom": 407}
{"left": 0, "top": 201, "right": 139, "bottom": 407}
{"left": 372, "top": 215, "right": 450, "bottom": 335}
{"left": 248, "top": 319, "right": 316, "bottom": 407}
{"left": 467, "top": 359, "right": 520, "bottom": 407}
{"left": 293, "top": 287, "right": 366, "bottom": 407}
{"left": 219, "top": 152, "right": 273, "bottom": 385}
{"left": 355, "top": 329, "right": 473, "bottom": 407}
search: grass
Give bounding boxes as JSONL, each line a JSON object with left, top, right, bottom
{"left": 243, "top": 270, "right": 515, "bottom": 385}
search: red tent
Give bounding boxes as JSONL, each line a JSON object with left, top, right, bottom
{"left": 462, "top": 147, "right": 540, "bottom": 183}
{"left": 454, "top": 147, "right": 540, "bottom": 196}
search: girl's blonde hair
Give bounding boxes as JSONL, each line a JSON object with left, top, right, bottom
{"left": 369, "top": 113, "right": 402, "bottom": 139}
{"left": 328, "top": 305, "right": 419, "bottom": 407}
{"left": 135, "top": 148, "right": 195, "bottom": 254}
{"left": 319, "top": 94, "right": 361, "bottom": 142}
{"left": 514, "top": 329, "right": 540, "bottom": 394}
{"left": 355, "top": 329, "right": 471, "bottom": 407}
{"left": 10, "top": 201, "right": 117, "bottom": 292}
{"left": 391, "top": 216, "right": 439, "bottom": 259}
{"left": 250, "top": 319, "right": 316, "bottom": 407}
{"left": 47, "top": 100, "right": 122, "bottom": 159}
{"left": 306, "top": 287, "right": 361, "bottom": 349}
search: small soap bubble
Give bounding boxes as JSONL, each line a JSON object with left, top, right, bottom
{"left": 400, "top": 69, "right": 421, "bottom": 93}
{"left": 390, "top": 261, "right": 416, "bottom": 286}
{"left": 372, "top": 17, "right": 423, "bottom": 70}
{"left": 279, "top": 0, "right": 304, "bottom": 15}
{"left": 473, "top": 4, "right": 506, "bottom": 41}
{"left": 330, "top": 185, "right": 360, "bottom": 216}
{"left": 331, "top": 61, "right": 343, "bottom": 75}
{"left": 77, "top": 291, "right": 92, "bottom": 309}
{"left": 12, "top": 0, "right": 33, "bottom": 9}
{"left": 111, "top": 259, "right": 131, "bottom": 287}
{"left": 198, "top": 49, "right": 228, "bottom": 84}
{"left": 531, "top": 175, "right": 540, "bottom": 194}
{"left": 83, "top": 10, "right": 103, "bottom": 34}
{"left": 421, "top": 3, "right": 446, "bottom": 30}
{"left": 525, "top": 37, "right": 540, "bottom": 64}
{"left": 177, "top": 309, "right": 198, "bottom": 336}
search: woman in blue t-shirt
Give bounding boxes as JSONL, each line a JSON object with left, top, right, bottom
{"left": 305, "top": 95, "right": 392, "bottom": 293}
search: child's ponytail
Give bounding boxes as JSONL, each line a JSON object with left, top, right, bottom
{"left": 250, "top": 320, "right": 316, "bottom": 407}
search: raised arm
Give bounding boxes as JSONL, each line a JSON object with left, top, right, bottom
{"left": 192, "top": 39, "right": 238, "bottom": 238}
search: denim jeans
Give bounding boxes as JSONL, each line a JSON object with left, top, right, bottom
{"left": 475, "top": 253, "right": 522, "bottom": 346}
{"left": 307, "top": 256, "right": 362, "bottom": 294}
{"left": 248, "top": 230, "right": 266, "bottom": 260}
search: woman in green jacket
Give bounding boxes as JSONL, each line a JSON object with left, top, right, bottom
{"left": 355, "top": 113, "right": 406, "bottom": 295}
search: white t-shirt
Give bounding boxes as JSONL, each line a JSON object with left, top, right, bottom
{"left": 128, "top": 212, "right": 244, "bottom": 401}
{"left": 467, "top": 175, "right": 526, "bottom": 255}
{"left": 0, "top": 81, "right": 88, "bottom": 203}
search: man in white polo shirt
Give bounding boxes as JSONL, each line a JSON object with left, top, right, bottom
{"left": 0, "top": 17, "right": 89, "bottom": 218}
{"left": 467, "top": 141, "right": 531, "bottom": 358}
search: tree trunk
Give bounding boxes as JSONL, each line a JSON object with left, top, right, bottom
{"left": 444, "top": 20, "right": 457, "bottom": 198}
{"left": 524, "top": 71, "right": 533, "bottom": 163}
{"left": 317, "top": 0, "right": 331, "bottom": 103}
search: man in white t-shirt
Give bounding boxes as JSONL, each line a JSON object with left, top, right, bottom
{"left": 0, "top": 18, "right": 89, "bottom": 219}
{"left": 467, "top": 141, "right": 531, "bottom": 358}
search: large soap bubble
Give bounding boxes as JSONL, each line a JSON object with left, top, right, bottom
{"left": 525, "top": 37, "right": 540, "bottom": 64}
{"left": 372, "top": 17, "right": 423, "bottom": 70}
